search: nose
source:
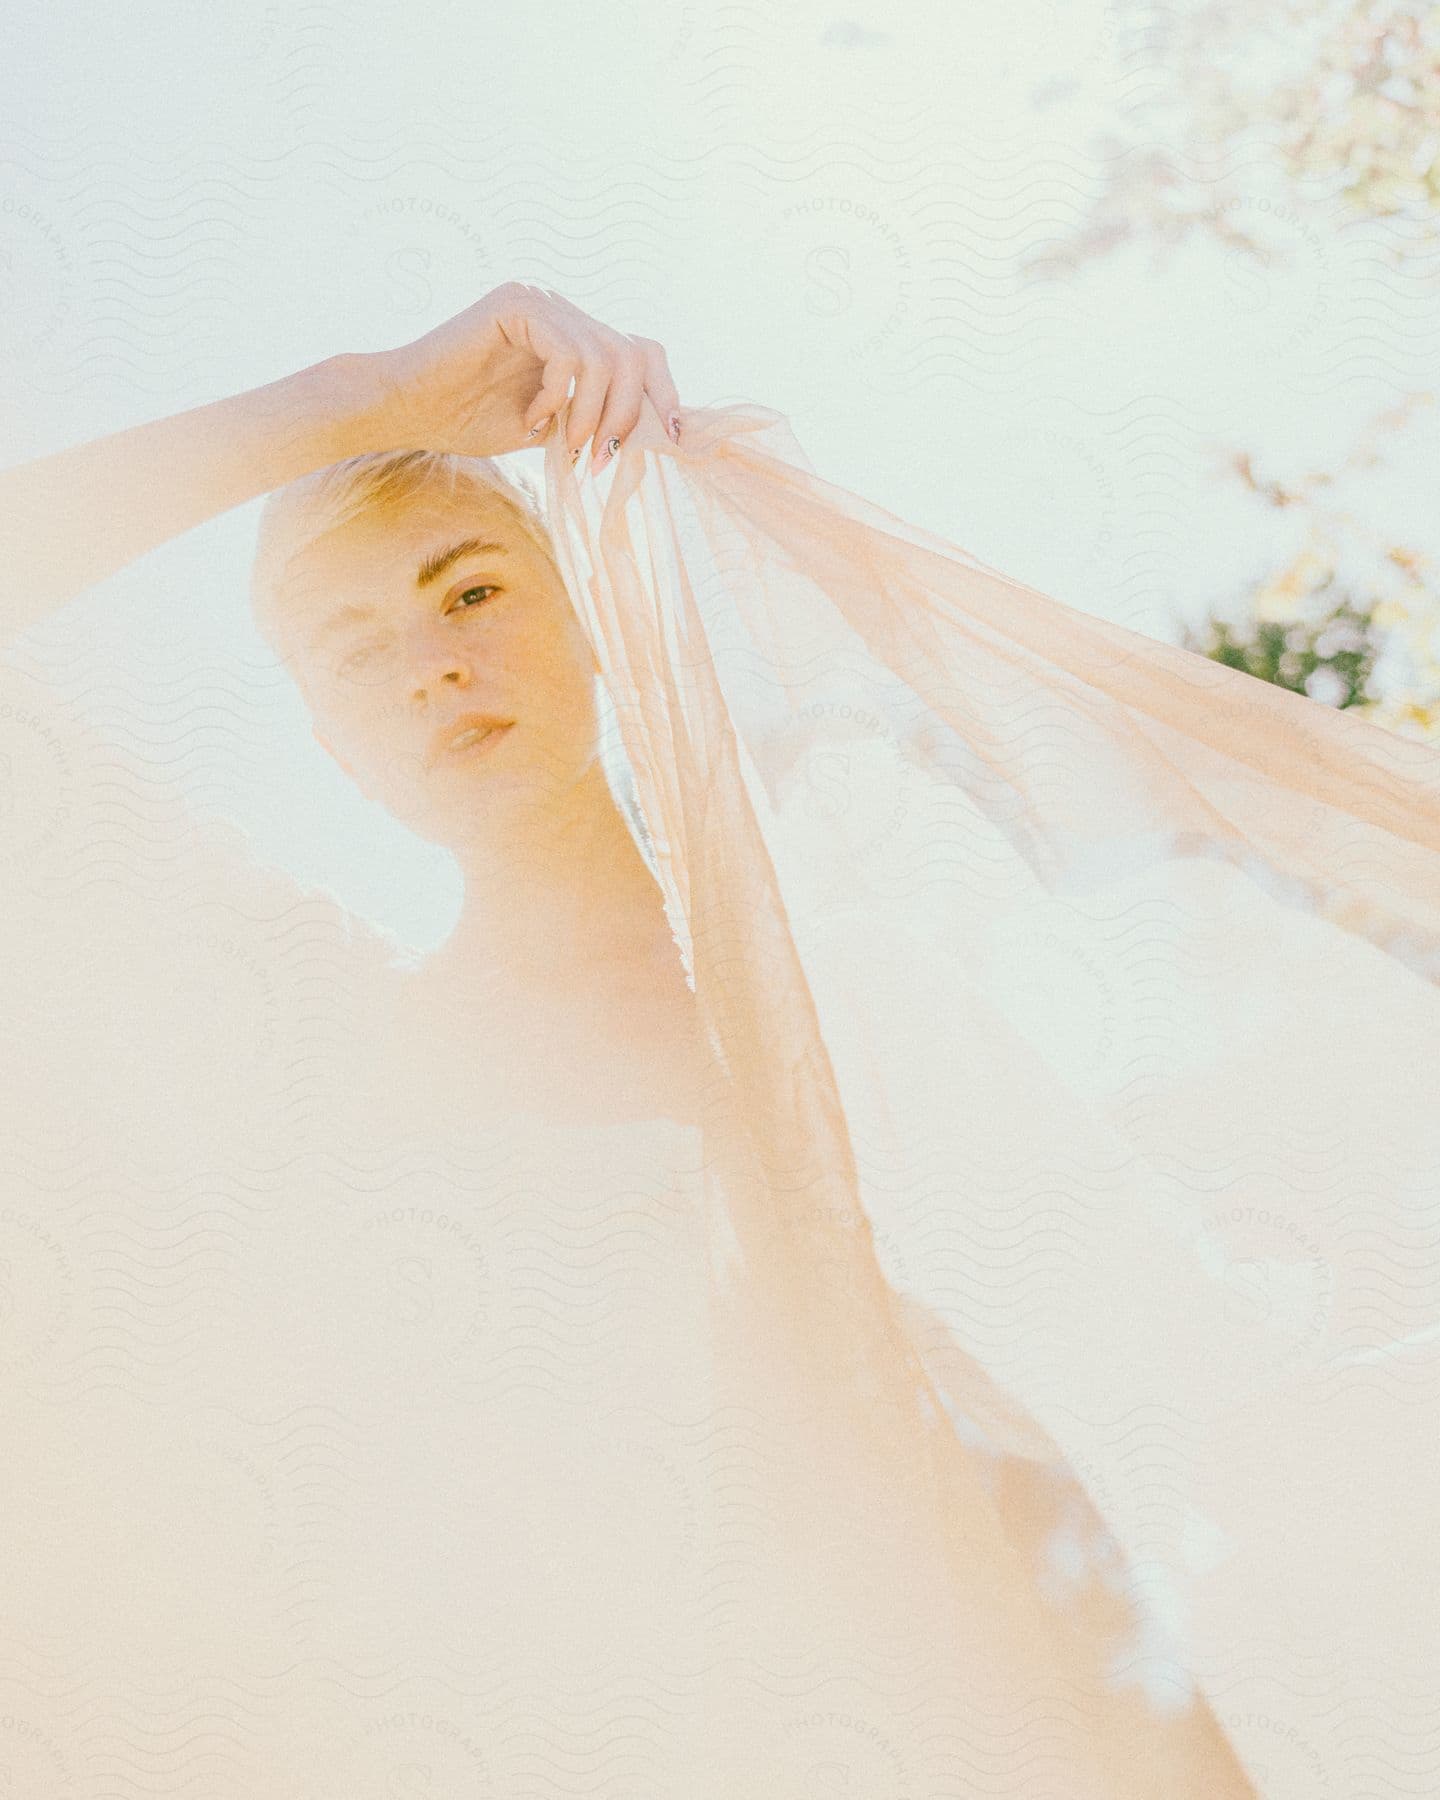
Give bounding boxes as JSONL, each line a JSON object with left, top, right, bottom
{"left": 410, "top": 655, "right": 472, "bottom": 707}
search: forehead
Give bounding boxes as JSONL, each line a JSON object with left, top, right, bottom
{"left": 306, "top": 483, "right": 529, "bottom": 575}
{"left": 279, "top": 484, "right": 543, "bottom": 625}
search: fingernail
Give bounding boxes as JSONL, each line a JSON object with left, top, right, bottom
{"left": 593, "top": 435, "right": 621, "bottom": 471}
{"left": 569, "top": 446, "right": 581, "bottom": 464}
{"left": 527, "top": 415, "right": 551, "bottom": 439}
{"left": 667, "top": 413, "right": 682, "bottom": 443}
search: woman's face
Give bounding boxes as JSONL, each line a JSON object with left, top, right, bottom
{"left": 277, "top": 481, "right": 601, "bottom": 845}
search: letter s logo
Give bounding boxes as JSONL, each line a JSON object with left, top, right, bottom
{"left": 803, "top": 747, "right": 851, "bottom": 821}
{"left": 804, "top": 245, "right": 852, "bottom": 317}
{"left": 808, "top": 1762, "right": 853, "bottom": 1794}
{"left": 389, "top": 1255, "right": 434, "bottom": 1324}
{"left": 387, "top": 245, "right": 433, "bottom": 317}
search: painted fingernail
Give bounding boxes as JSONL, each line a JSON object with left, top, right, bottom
{"left": 527, "top": 415, "right": 551, "bottom": 439}
{"left": 667, "top": 413, "right": 682, "bottom": 443}
{"left": 593, "top": 435, "right": 621, "bottom": 470}
{"left": 569, "top": 445, "right": 582, "bottom": 464}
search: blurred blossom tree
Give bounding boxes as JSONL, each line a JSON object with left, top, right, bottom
{"left": 1031, "top": 0, "right": 1440, "bottom": 268}
{"left": 1285, "top": 0, "right": 1440, "bottom": 236}
{"left": 1180, "top": 394, "right": 1440, "bottom": 742}
{"left": 1028, "top": 0, "right": 1439, "bottom": 735}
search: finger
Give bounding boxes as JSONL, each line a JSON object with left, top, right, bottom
{"left": 590, "top": 347, "right": 648, "bottom": 469}
{"left": 566, "top": 350, "right": 614, "bottom": 458}
{"left": 634, "top": 337, "right": 682, "bottom": 441}
{"left": 523, "top": 349, "right": 578, "bottom": 441}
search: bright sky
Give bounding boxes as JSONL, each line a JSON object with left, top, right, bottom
{"left": 3, "top": 0, "right": 1437, "bottom": 948}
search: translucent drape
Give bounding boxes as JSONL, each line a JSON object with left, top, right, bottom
{"left": 542, "top": 395, "right": 1440, "bottom": 1794}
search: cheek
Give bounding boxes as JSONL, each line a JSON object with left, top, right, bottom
{"left": 310, "top": 689, "right": 413, "bottom": 780}
{"left": 536, "top": 611, "right": 601, "bottom": 705}
{"left": 541, "top": 653, "right": 602, "bottom": 748}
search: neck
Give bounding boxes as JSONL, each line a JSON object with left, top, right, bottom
{"left": 424, "top": 757, "right": 674, "bottom": 996}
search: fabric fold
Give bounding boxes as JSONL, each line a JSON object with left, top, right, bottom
{"left": 540, "top": 392, "right": 1440, "bottom": 1777}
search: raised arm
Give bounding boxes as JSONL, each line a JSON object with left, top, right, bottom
{"left": 0, "top": 282, "right": 684, "bottom": 648}
{"left": 0, "top": 356, "right": 370, "bottom": 645}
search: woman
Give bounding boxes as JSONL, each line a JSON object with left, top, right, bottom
{"left": 248, "top": 436, "right": 710, "bottom": 1135}
{"left": 6, "top": 282, "right": 1436, "bottom": 1795}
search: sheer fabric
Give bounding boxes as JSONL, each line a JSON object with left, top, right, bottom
{"left": 4, "top": 391, "right": 1439, "bottom": 1796}
{"left": 542, "top": 395, "right": 1440, "bottom": 1794}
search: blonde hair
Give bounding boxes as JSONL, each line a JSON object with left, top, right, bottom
{"left": 248, "top": 445, "right": 656, "bottom": 866}
{"left": 249, "top": 448, "right": 555, "bottom": 665}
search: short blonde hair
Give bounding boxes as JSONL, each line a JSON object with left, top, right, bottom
{"left": 249, "top": 448, "right": 554, "bottom": 664}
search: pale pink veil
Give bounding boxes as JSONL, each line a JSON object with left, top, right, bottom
{"left": 539, "top": 395, "right": 1440, "bottom": 1758}
{"left": 3, "top": 382, "right": 1437, "bottom": 1793}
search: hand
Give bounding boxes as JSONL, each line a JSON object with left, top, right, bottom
{"left": 354, "top": 282, "right": 684, "bottom": 467}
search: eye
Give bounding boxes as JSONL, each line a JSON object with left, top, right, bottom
{"left": 447, "top": 584, "right": 500, "bottom": 613}
{"left": 334, "top": 639, "right": 396, "bottom": 683}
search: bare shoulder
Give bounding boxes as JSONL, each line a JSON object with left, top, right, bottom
{"left": 381, "top": 939, "right": 708, "bottom": 1132}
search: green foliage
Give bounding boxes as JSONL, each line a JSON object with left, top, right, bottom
{"left": 1182, "top": 594, "right": 1380, "bottom": 708}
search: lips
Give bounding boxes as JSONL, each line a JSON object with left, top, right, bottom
{"left": 428, "top": 713, "right": 513, "bottom": 769}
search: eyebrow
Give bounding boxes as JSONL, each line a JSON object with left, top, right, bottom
{"left": 310, "top": 539, "right": 512, "bottom": 649}
{"left": 415, "top": 537, "right": 510, "bottom": 588}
